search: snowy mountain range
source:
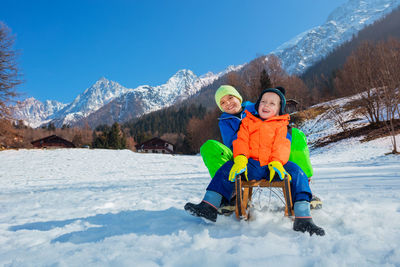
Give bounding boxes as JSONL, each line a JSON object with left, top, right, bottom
{"left": 14, "top": 69, "right": 230, "bottom": 128}
{"left": 71, "top": 69, "right": 233, "bottom": 128}
{"left": 273, "top": 0, "right": 400, "bottom": 74}
{"left": 13, "top": 98, "right": 67, "bottom": 128}
{"left": 13, "top": 0, "right": 400, "bottom": 128}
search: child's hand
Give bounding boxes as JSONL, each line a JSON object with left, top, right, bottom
{"left": 229, "top": 155, "right": 248, "bottom": 182}
{"left": 268, "top": 161, "right": 292, "bottom": 182}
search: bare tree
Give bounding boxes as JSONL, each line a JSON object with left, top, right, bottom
{"left": 186, "top": 108, "right": 220, "bottom": 153}
{"left": 0, "top": 22, "right": 21, "bottom": 119}
{"left": 326, "top": 104, "right": 350, "bottom": 133}
{"left": 335, "top": 41, "right": 383, "bottom": 124}
{"left": 264, "top": 54, "right": 287, "bottom": 86}
{"left": 375, "top": 38, "right": 400, "bottom": 153}
{"left": 335, "top": 39, "right": 400, "bottom": 153}
{"left": 0, "top": 119, "right": 16, "bottom": 147}
{"left": 260, "top": 69, "right": 272, "bottom": 90}
{"left": 226, "top": 71, "right": 249, "bottom": 100}
{"left": 279, "top": 75, "right": 310, "bottom": 110}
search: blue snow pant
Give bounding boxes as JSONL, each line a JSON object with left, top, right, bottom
{"left": 206, "top": 158, "right": 312, "bottom": 204}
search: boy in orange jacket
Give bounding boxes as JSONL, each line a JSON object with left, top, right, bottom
{"left": 185, "top": 88, "right": 325, "bottom": 236}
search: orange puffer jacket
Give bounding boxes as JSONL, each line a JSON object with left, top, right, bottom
{"left": 233, "top": 110, "right": 291, "bottom": 166}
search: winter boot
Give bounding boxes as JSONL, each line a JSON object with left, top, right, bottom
{"left": 310, "top": 194, "right": 323, "bottom": 210}
{"left": 293, "top": 218, "right": 325, "bottom": 236}
{"left": 218, "top": 196, "right": 236, "bottom": 216}
{"left": 184, "top": 201, "right": 218, "bottom": 222}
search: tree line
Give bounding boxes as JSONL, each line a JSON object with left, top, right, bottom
{"left": 1, "top": 119, "right": 135, "bottom": 150}
{"left": 122, "top": 104, "right": 207, "bottom": 154}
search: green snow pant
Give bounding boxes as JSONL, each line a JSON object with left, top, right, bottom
{"left": 289, "top": 128, "right": 313, "bottom": 178}
{"left": 200, "top": 140, "right": 233, "bottom": 178}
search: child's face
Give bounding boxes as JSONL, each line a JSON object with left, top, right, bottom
{"left": 258, "top": 92, "right": 281, "bottom": 120}
{"left": 220, "top": 95, "right": 242, "bottom": 114}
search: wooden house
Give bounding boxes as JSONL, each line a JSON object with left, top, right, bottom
{"left": 135, "top": 137, "right": 174, "bottom": 154}
{"left": 31, "top": 135, "right": 76, "bottom": 149}
{"left": 286, "top": 99, "right": 299, "bottom": 114}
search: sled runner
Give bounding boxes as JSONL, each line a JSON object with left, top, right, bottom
{"left": 235, "top": 173, "right": 293, "bottom": 220}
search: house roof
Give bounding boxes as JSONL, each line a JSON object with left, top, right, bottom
{"left": 138, "top": 137, "right": 174, "bottom": 147}
{"left": 286, "top": 99, "right": 299, "bottom": 104}
{"left": 135, "top": 137, "right": 175, "bottom": 150}
{"left": 31, "top": 135, "right": 75, "bottom": 147}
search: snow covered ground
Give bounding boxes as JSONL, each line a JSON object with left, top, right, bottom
{"left": 1, "top": 135, "right": 399, "bottom": 266}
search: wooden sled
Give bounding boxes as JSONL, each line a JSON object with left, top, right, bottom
{"left": 235, "top": 173, "right": 294, "bottom": 220}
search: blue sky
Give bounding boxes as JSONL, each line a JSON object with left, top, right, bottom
{"left": 2, "top": 0, "right": 347, "bottom": 103}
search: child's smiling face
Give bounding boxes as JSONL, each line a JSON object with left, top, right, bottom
{"left": 258, "top": 92, "right": 281, "bottom": 120}
{"left": 220, "top": 95, "right": 242, "bottom": 114}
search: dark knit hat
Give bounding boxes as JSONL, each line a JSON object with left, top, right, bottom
{"left": 255, "top": 87, "right": 286, "bottom": 115}
{"left": 275, "top": 86, "right": 286, "bottom": 96}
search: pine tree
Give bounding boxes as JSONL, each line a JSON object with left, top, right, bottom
{"left": 92, "top": 131, "right": 108, "bottom": 148}
{"left": 72, "top": 133, "right": 83, "bottom": 147}
{"left": 108, "top": 122, "right": 121, "bottom": 149}
{"left": 260, "top": 69, "right": 272, "bottom": 90}
{"left": 106, "top": 122, "right": 127, "bottom": 149}
{"left": 47, "top": 122, "right": 56, "bottom": 131}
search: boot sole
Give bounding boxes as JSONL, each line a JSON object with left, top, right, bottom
{"left": 185, "top": 205, "right": 217, "bottom": 222}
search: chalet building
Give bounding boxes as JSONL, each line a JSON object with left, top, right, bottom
{"left": 136, "top": 137, "right": 174, "bottom": 154}
{"left": 31, "top": 135, "right": 76, "bottom": 149}
{"left": 286, "top": 99, "right": 299, "bottom": 114}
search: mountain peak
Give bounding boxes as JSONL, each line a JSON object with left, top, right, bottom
{"left": 171, "top": 69, "right": 194, "bottom": 78}
{"left": 93, "top": 77, "right": 111, "bottom": 87}
{"left": 98, "top": 76, "right": 109, "bottom": 82}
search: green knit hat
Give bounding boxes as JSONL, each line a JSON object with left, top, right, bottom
{"left": 215, "top": 85, "right": 243, "bottom": 111}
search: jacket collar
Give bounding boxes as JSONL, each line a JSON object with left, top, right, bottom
{"left": 244, "top": 110, "right": 290, "bottom": 122}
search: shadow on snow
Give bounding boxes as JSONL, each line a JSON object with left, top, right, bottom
{"left": 9, "top": 208, "right": 239, "bottom": 244}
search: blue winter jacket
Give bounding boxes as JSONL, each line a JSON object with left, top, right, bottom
{"left": 218, "top": 101, "right": 256, "bottom": 150}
